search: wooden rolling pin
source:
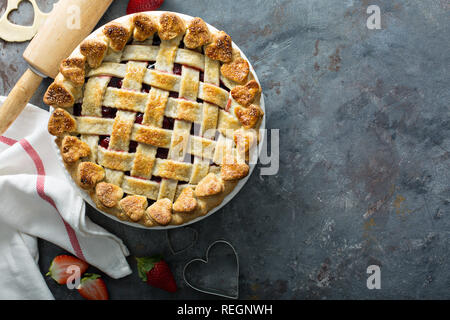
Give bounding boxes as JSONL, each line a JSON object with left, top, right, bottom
{"left": 0, "top": 0, "right": 113, "bottom": 135}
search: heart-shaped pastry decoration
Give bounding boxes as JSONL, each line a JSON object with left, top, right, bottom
{"left": 158, "top": 12, "right": 186, "bottom": 41}
{"left": 132, "top": 13, "right": 158, "bottom": 41}
{"left": 234, "top": 104, "right": 264, "bottom": 129}
{"left": 166, "top": 227, "right": 198, "bottom": 255}
{"left": 103, "top": 21, "right": 133, "bottom": 52}
{"left": 0, "top": 0, "right": 54, "bottom": 42}
{"left": 173, "top": 187, "right": 197, "bottom": 212}
{"left": 48, "top": 108, "right": 76, "bottom": 136}
{"left": 205, "top": 31, "right": 233, "bottom": 63}
{"left": 184, "top": 17, "right": 211, "bottom": 49}
{"left": 119, "top": 195, "right": 148, "bottom": 222}
{"left": 61, "top": 136, "right": 90, "bottom": 164}
{"left": 80, "top": 39, "right": 108, "bottom": 68}
{"left": 95, "top": 182, "right": 124, "bottom": 208}
{"left": 220, "top": 57, "right": 250, "bottom": 84}
{"left": 59, "top": 57, "right": 86, "bottom": 87}
{"left": 231, "top": 80, "right": 261, "bottom": 107}
{"left": 145, "top": 198, "right": 173, "bottom": 226}
{"left": 194, "top": 173, "right": 224, "bottom": 197}
{"left": 183, "top": 240, "right": 239, "bottom": 299}
{"left": 77, "top": 162, "right": 105, "bottom": 190}
{"left": 43, "top": 82, "right": 75, "bottom": 108}
{"left": 221, "top": 161, "right": 249, "bottom": 181}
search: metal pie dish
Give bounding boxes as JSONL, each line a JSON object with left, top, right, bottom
{"left": 51, "top": 11, "right": 266, "bottom": 229}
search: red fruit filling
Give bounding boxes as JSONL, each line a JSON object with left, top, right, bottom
{"left": 169, "top": 91, "right": 179, "bottom": 98}
{"left": 135, "top": 112, "right": 144, "bottom": 124}
{"left": 173, "top": 63, "right": 182, "bottom": 75}
{"left": 142, "top": 84, "right": 151, "bottom": 93}
{"left": 99, "top": 136, "right": 110, "bottom": 149}
{"left": 162, "top": 117, "right": 174, "bottom": 130}
{"left": 156, "top": 148, "right": 169, "bottom": 159}
{"left": 73, "top": 103, "right": 82, "bottom": 116}
{"left": 128, "top": 141, "right": 138, "bottom": 153}
{"left": 108, "top": 77, "right": 123, "bottom": 88}
{"left": 150, "top": 176, "right": 162, "bottom": 183}
{"left": 101, "top": 106, "right": 117, "bottom": 118}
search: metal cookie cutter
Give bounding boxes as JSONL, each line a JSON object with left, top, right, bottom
{"left": 183, "top": 240, "right": 239, "bottom": 299}
{"left": 166, "top": 227, "right": 198, "bottom": 255}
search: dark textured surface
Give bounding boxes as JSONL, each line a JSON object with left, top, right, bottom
{"left": 1, "top": 0, "right": 449, "bottom": 299}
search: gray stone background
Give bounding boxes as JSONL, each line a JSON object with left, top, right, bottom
{"left": 0, "top": 0, "right": 449, "bottom": 299}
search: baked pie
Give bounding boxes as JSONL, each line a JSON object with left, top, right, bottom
{"left": 44, "top": 12, "right": 264, "bottom": 227}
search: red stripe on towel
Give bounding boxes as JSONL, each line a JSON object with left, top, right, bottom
{"left": 0, "top": 135, "right": 85, "bottom": 260}
{"left": 0, "top": 135, "right": 17, "bottom": 146}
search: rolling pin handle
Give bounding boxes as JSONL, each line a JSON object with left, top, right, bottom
{"left": 0, "top": 68, "right": 44, "bottom": 135}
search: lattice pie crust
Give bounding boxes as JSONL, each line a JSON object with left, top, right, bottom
{"left": 45, "top": 12, "right": 264, "bottom": 227}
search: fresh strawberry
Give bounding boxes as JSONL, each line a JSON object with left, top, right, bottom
{"left": 136, "top": 256, "right": 177, "bottom": 293}
{"left": 46, "top": 255, "right": 89, "bottom": 285}
{"left": 77, "top": 273, "right": 109, "bottom": 300}
{"left": 126, "top": 0, "right": 164, "bottom": 15}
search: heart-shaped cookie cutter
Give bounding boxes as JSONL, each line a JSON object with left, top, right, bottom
{"left": 166, "top": 227, "right": 198, "bottom": 255}
{"left": 183, "top": 240, "right": 239, "bottom": 299}
{"left": 0, "top": 0, "right": 54, "bottom": 42}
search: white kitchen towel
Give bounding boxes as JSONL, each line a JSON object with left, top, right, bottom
{"left": 0, "top": 97, "right": 132, "bottom": 300}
